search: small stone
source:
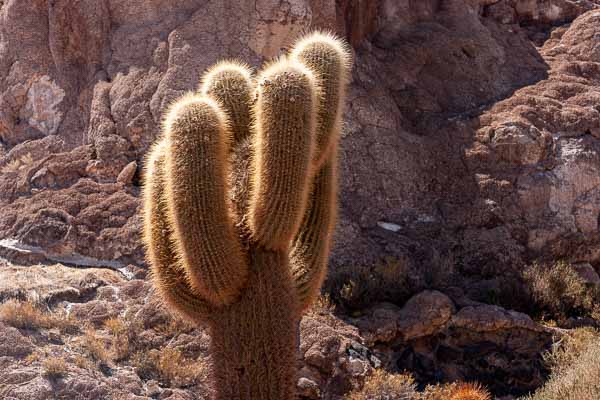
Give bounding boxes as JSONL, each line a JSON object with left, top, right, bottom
{"left": 145, "top": 380, "right": 162, "bottom": 397}
{"left": 297, "top": 377, "right": 320, "bottom": 399}
{"left": 117, "top": 161, "right": 137, "bottom": 185}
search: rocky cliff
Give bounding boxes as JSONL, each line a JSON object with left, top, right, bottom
{"left": 1, "top": 0, "right": 599, "bottom": 277}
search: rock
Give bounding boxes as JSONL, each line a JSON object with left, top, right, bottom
{"left": 352, "top": 291, "right": 553, "bottom": 397}
{"left": 352, "top": 302, "right": 402, "bottom": 345}
{"left": 117, "top": 161, "right": 138, "bottom": 185}
{"left": 300, "top": 312, "right": 376, "bottom": 397}
{"left": 0, "top": 372, "right": 54, "bottom": 400}
{"left": 353, "top": 292, "right": 456, "bottom": 345}
{"left": 449, "top": 304, "right": 547, "bottom": 333}
{"left": 145, "top": 380, "right": 162, "bottom": 397}
{"left": 572, "top": 262, "right": 600, "bottom": 285}
{"left": 0, "top": 0, "right": 598, "bottom": 275}
{"left": 0, "top": 263, "right": 123, "bottom": 304}
{"left": 397, "top": 291, "right": 456, "bottom": 341}
{"left": 70, "top": 299, "right": 124, "bottom": 325}
{"left": 19, "top": 76, "right": 65, "bottom": 137}
{"left": 0, "top": 323, "right": 34, "bottom": 358}
{"left": 297, "top": 377, "right": 321, "bottom": 399}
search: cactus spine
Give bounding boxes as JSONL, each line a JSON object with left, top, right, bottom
{"left": 449, "top": 383, "right": 492, "bottom": 400}
{"left": 142, "top": 32, "right": 352, "bottom": 400}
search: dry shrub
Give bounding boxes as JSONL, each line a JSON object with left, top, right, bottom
{"left": 80, "top": 326, "right": 111, "bottom": 366}
{"left": 420, "top": 382, "right": 458, "bottom": 400}
{"left": 104, "top": 317, "right": 131, "bottom": 361}
{"left": 424, "top": 249, "right": 458, "bottom": 289}
{"left": 132, "top": 348, "right": 205, "bottom": 387}
{"left": 345, "top": 370, "right": 492, "bottom": 400}
{"left": 345, "top": 369, "right": 417, "bottom": 400}
{"left": 0, "top": 300, "right": 79, "bottom": 333}
{"left": 105, "top": 317, "right": 127, "bottom": 336}
{"left": 0, "top": 300, "right": 52, "bottom": 329}
{"left": 327, "top": 257, "right": 415, "bottom": 312}
{"left": 153, "top": 317, "right": 195, "bottom": 338}
{"left": 420, "top": 382, "right": 491, "bottom": 400}
{"left": 25, "top": 351, "right": 42, "bottom": 365}
{"left": 74, "top": 353, "right": 94, "bottom": 370}
{"left": 523, "top": 261, "right": 600, "bottom": 321}
{"left": 523, "top": 328, "right": 600, "bottom": 400}
{"left": 43, "top": 357, "right": 68, "bottom": 380}
{"left": 306, "top": 293, "right": 337, "bottom": 316}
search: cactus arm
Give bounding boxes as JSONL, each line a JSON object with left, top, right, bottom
{"left": 200, "top": 61, "right": 254, "bottom": 144}
{"left": 142, "top": 140, "right": 212, "bottom": 320}
{"left": 200, "top": 62, "right": 255, "bottom": 228}
{"left": 163, "top": 94, "right": 248, "bottom": 306}
{"left": 248, "top": 60, "right": 319, "bottom": 250}
{"left": 290, "top": 157, "right": 338, "bottom": 311}
{"left": 286, "top": 33, "right": 351, "bottom": 310}
{"left": 290, "top": 31, "right": 352, "bottom": 169}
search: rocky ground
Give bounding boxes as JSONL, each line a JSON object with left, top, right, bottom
{"left": 1, "top": 0, "right": 600, "bottom": 399}
{"left": 0, "top": 258, "right": 564, "bottom": 399}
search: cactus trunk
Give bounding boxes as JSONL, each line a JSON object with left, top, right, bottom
{"left": 209, "top": 246, "right": 299, "bottom": 400}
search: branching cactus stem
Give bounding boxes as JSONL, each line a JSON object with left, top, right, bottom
{"left": 142, "top": 32, "right": 352, "bottom": 400}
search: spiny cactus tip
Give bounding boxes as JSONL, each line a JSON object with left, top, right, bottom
{"left": 199, "top": 60, "right": 254, "bottom": 94}
{"left": 290, "top": 30, "right": 353, "bottom": 69}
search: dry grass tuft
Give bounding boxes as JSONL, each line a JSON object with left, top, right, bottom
{"left": 420, "top": 383, "right": 458, "bottom": 400}
{"left": 132, "top": 348, "right": 206, "bottom": 387}
{"left": 0, "top": 300, "right": 52, "bottom": 329}
{"left": 1, "top": 153, "right": 34, "bottom": 174}
{"left": 345, "top": 369, "right": 417, "bottom": 400}
{"left": 104, "top": 317, "right": 131, "bottom": 361}
{"left": 43, "top": 357, "right": 68, "bottom": 380}
{"left": 80, "top": 326, "right": 111, "bottom": 366}
{"left": 153, "top": 317, "right": 195, "bottom": 338}
{"left": 306, "top": 293, "right": 337, "bottom": 316}
{"left": 0, "top": 299, "right": 79, "bottom": 333}
{"left": 74, "top": 353, "right": 95, "bottom": 370}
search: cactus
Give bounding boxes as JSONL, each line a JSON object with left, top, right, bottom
{"left": 449, "top": 383, "right": 492, "bottom": 400}
{"left": 142, "top": 32, "right": 352, "bottom": 400}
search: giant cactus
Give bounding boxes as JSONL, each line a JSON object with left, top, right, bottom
{"left": 142, "top": 32, "right": 351, "bottom": 400}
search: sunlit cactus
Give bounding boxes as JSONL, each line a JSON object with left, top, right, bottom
{"left": 449, "top": 382, "right": 492, "bottom": 400}
{"left": 142, "top": 32, "right": 352, "bottom": 400}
